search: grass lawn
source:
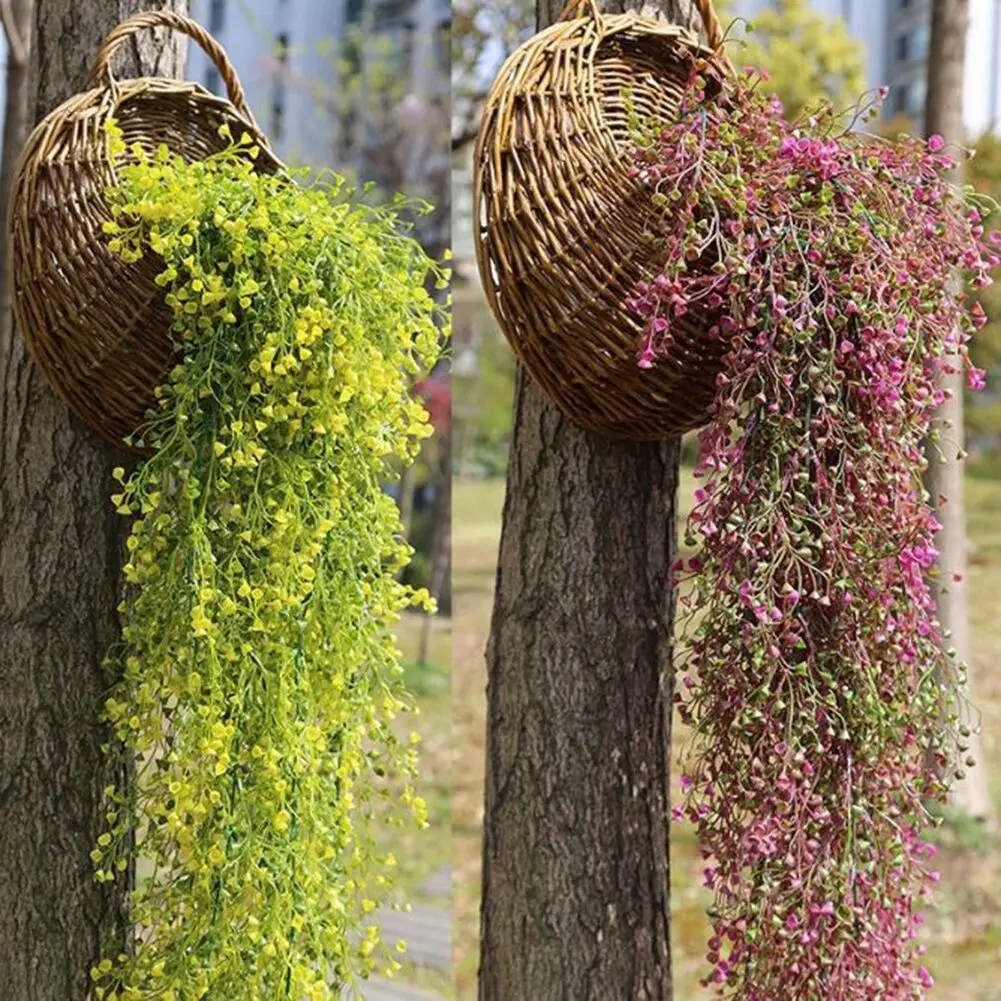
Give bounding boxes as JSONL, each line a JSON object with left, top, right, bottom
{"left": 376, "top": 611, "right": 455, "bottom": 998}
{"left": 452, "top": 466, "right": 1001, "bottom": 1000}
{"left": 384, "top": 611, "right": 452, "bottom": 898}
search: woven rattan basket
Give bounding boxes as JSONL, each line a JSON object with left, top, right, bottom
{"left": 8, "top": 10, "right": 282, "bottom": 448}
{"left": 473, "top": 0, "right": 734, "bottom": 441}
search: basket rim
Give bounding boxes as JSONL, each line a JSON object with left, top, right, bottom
{"left": 6, "top": 76, "right": 283, "bottom": 453}
{"left": 472, "top": 7, "right": 718, "bottom": 304}
{"left": 87, "top": 74, "right": 275, "bottom": 143}
{"left": 481, "top": 9, "right": 713, "bottom": 104}
{"left": 473, "top": 10, "right": 717, "bottom": 178}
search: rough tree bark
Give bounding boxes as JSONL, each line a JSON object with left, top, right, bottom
{"left": 477, "top": 3, "right": 699, "bottom": 999}
{"left": 923, "top": 0, "right": 995, "bottom": 824}
{"left": 0, "top": 3, "right": 186, "bottom": 998}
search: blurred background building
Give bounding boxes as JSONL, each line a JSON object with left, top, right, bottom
{"left": 188, "top": 0, "right": 450, "bottom": 254}
{"left": 730, "top": 0, "right": 1001, "bottom": 133}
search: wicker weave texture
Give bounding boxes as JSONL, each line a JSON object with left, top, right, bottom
{"left": 473, "top": 0, "right": 731, "bottom": 441}
{"left": 8, "top": 11, "right": 280, "bottom": 448}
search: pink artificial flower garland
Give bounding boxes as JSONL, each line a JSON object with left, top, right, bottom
{"left": 627, "top": 63, "right": 996, "bottom": 999}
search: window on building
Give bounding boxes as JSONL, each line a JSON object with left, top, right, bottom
{"left": 346, "top": 0, "right": 365, "bottom": 25}
{"left": 436, "top": 18, "right": 450, "bottom": 91}
{"left": 890, "top": 83, "right": 907, "bottom": 116}
{"left": 209, "top": 0, "right": 225, "bottom": 33}
{"left": 205, "top": 65, "right": 221, "bottom": 95}
{"left": 272, "top": 32, "right": 290, "bottom": 142}
{"left": 400, "top": 19, "right": 415, "bottom": 72}
{"left": 908, "top": 76, "right": 927, "bottom": 116}
{"left": 890, "top": 76, "right": 927, "bottom": 119}
{"left": 894, "top": 23, "right": 929, "bottom": 66}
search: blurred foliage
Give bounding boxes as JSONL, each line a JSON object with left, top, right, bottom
{"left": 237, "top": 1, "right": 449, "bottom": 260}
{"left": 717, "top": 0, "right": 866, "bottom": 120}
{"left": 451, "top": 0, "right": 534, "bottom": 145}
{"left": 452, "top": 316, "right": 516, "bottom": 477}
{"left": 313, "top": 25, "right": 450, "bottom": 261}
{"left": 965, "top": 132, "right": 1001, "bottom": 376}
{"left": 878, "top": 121, "right": 1001, "bottom": 441}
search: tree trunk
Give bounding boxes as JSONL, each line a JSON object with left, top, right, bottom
{"left": 432, "top": 429, "right": 452, "bottom": 614}
{"left": 419, "top": 427, "right": 452, "bottom": 664}
{"left": 478, "top": 3, "right": 695, "bottom": 997}
{"left": 923, "top": 0, "right": 995, "bottom": 824}
{"left": 399, "top": 461, "right": 418, "bottom": 547}
{"left": 0, "top": 3, "right": 186, "bottom": 998}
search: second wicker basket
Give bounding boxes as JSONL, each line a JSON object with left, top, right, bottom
{"left": 474, "top": 0, "right": 733, "bottom": 441}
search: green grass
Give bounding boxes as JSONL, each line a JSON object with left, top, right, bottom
{"left": 402, "top": 655, "right": 450, "bottom": 701}
{"left": 359, "top": 612, "right": 453, "bottom": 997}
{"left": 453, "top": 466, "right": 1001, "bottom": 1001}
{"left": 379, "top": 612, "right": 452, "bottom": 900}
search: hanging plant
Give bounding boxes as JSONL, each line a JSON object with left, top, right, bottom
{"left": 627, "top": 62, "right": 997, "bottom": 998}
{"left": 90, "top": 123, "right": 447, "bottom": 1000}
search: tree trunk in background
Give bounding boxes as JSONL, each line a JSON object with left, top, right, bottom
{"left": 0, "top": 3, "right": 186, "bottom": 998}
{"left": 399, "top": 461, "right": 418, "bottom": 547}
{"left": 477, "top": 2, "right": 696, "bottom": 997}
{"left": 923, "top": 0, "right": 995, "bottom": 824}
{"left": 419, "top": 429, "right": 451, "bottom": 664}
{"left": 432, "top": 430, "right": 452, "bottom": 614}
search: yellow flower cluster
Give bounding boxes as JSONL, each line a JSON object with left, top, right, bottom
{"left": 92, "top": 120, "right": 446, "bottom": 1000}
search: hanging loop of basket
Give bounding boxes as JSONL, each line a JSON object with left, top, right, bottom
{"left": 560, "top": 0, "right": 734, "bottom": 74}
{"left": 694, "top": 0, "right": 735, "bottom": 75}
{"left": 90, "top": 10, "right": 259, "bottom": 128}
{"left": 557, "top": 0, "right": 602, "bottom": 22}
{"left": 473, "top": 0, "right": 734, "bottom": 440}
{"left": 7, "top": 10, "right": 282, "bottom": 450}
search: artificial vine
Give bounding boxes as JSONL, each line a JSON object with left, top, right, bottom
{"left": 628, "top": 64, "right": 997, "bottom": 998}
{"left": 90, "top": 123, "right": 446, "bottom": 1000}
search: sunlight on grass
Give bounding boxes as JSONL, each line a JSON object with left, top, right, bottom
{"left": 381, "top": 612, "right": 452, "bottom": 898}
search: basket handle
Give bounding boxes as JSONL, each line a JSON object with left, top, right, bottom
{"left": 89, "top": 10, "right": 258, "bottom": 128}
{"left": 558, "top": 0, "right": 601, "bottom": 21}
{"left": 695, "top": 0, "right": 735, "bottom": 73}
{"left": 558, "top": 0, "right": 734, "bottom": 74}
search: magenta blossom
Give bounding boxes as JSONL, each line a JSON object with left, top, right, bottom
{"left": 967, "top": 366, "right": 987, "bottom": 390}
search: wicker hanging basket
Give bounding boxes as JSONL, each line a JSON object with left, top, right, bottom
{"left": 8, "top": 10, "right": 282, "bottom": 449}
{"left": 473, "top": 0, "right": 735, "bottom": 441}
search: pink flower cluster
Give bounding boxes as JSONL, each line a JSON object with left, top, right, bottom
{"left": 629, "top": 64, "right": 997, "bottom": 998}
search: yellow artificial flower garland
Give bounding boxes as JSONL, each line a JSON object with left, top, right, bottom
{"left": 91, "top": 122, "right": 447, "bottom": 1000}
